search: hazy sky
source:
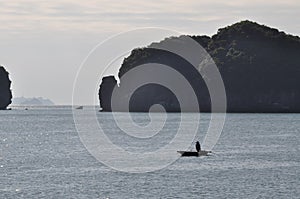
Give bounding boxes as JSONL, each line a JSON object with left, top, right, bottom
{"left": 0, "top": 0, "right": 299, "bottom": 105}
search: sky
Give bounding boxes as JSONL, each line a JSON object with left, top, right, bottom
{"left": 0, "top": 0, "right": 299, "bottom": 105}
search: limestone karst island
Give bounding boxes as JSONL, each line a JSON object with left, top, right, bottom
{"left": 0, "top": 66, "right": 12, "bottom": 110}
{"left": 99, "top": 21, "right": 300, "bottom": 113}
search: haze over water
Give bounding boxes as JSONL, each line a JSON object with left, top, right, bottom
{"left": 1, "top": 1, "right": 300, "bottom": 198}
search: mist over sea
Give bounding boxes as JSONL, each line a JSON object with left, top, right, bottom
{"left": 1, "top": 107, "right": 299, "bottom": 198}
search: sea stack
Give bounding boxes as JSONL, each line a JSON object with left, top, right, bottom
{"left": 0, "top": 66, "right": 12, "bottom": 110}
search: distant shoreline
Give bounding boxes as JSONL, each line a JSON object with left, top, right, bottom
{"left": 4, "top": 105, "right": 300, "bottom": 113}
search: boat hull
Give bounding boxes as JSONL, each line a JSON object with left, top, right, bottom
{"left": 177, "top": 150, "right": 210, "bottom": 157}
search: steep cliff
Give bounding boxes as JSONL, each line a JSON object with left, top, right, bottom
{"left": 99, "top": 21, "right": 300, "bottom": 112}
{"left": 0, "top": 66, "right": 12, "bottom": 110}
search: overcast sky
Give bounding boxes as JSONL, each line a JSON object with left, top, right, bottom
{"left": 0, "top": 0, "right": 299, "bottom": 105}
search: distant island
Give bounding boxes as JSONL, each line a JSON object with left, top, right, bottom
{"left": 0, "top": 66, "right": 12, "bottom": 110}
{"left": 99, "top": 20, "right": 300, "bottom": 113}
{"left": 12, "top": 97, "right": 55, "bottom": 106}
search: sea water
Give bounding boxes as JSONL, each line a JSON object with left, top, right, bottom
{"left": 0, "top": 107, "right": 299, "bottom": 198}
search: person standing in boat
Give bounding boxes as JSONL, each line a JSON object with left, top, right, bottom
{"left": 195, "top": 141, "right": 201, "bottom": 152}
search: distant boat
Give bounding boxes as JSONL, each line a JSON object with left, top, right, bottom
{"left": 177, "top": 150, "right": 211, "bottom": 157}
{"left": 76, "top": 106, "right": 83, "bottom": 110}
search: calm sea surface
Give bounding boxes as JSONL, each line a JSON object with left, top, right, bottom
{"left": 0, "top": 107, "right": 299, "bottom": 198}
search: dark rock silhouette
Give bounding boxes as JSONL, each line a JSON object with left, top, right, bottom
{"left": 99, "top": 21, "right": 300, "bottom": 112}
{"left": 0, "top": 66, "right": 12, "bottom": 110}
{"left": 99, "top": 76, "right": 118, "bottom": 111}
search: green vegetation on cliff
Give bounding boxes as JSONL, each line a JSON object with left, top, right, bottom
{"left": 99, "top": 21, "right": 300, "bottom": 112}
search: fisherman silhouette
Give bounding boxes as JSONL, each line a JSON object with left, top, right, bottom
{"left": 195, "top": 141, "right": 201, "bottom": 152}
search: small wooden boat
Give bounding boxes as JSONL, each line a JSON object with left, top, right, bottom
{"left": 177, "top": 150, "right": 211, "bottom": 157}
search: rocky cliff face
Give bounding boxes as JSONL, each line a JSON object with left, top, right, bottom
{"left": 99, "top": 21, "right": 300, "bottom": 112}
{"left": 99, "top": 76, "right": 118, "bottom": 111}
{"left": 0, "top": 66, "right": 12, "bottom": 110}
